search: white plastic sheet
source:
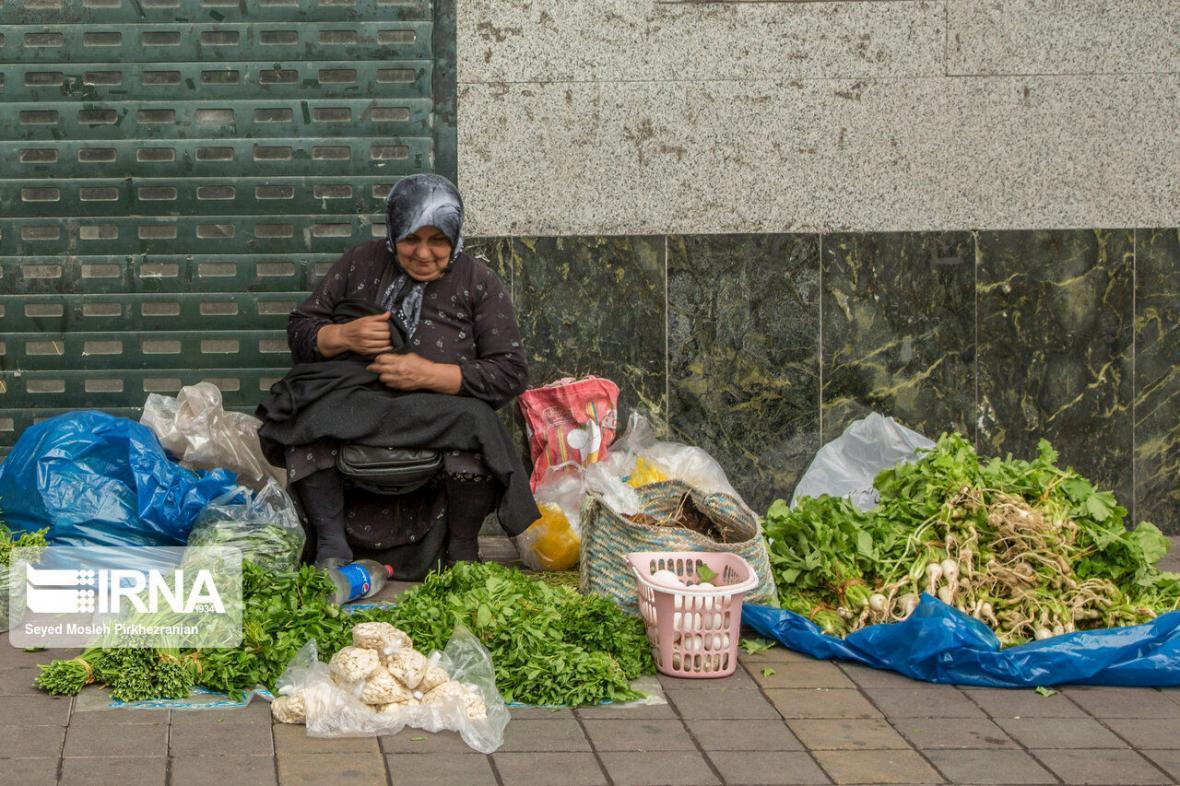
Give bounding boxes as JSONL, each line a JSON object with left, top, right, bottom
{"left": 790, "top": 412, "right": 934, "bottom": 510}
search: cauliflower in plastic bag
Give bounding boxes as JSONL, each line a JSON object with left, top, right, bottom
{"left": 328, "top": 646, "right": 380, "bottom": 685}
{"left": 423, "top": 680, "right": 488, "bottom": 721}
{"left": 274, "top": 626, "right": 509, "bottom": 753}
{"left": 352, "top": 621, "right": 413, "bottom": 655}
{"left": 384, "top": 646, "right": 429, "bottom": 689}
{"left": 361, "top": 668, "right": 414, "bottom": 706}
{"left": 271, "top": 690, "right": 306, "bottom": 724}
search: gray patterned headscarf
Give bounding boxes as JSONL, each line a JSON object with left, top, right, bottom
{"left": 381, "top": 174, "right": 465, "bottom": 340}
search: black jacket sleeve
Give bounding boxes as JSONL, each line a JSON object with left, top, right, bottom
{"left": 287, "top": 247, "right": 356, "bottom": 363}
{"left": 457, "top": 265, "right": 529, "bottom": 409}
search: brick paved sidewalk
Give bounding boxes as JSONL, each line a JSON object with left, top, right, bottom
{"left": 3, "top": 539, "right": 1180, "bottom": 786}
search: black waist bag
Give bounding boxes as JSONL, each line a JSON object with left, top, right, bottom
{"left": 336, "top": 445, "right": 443, "bottom": 495}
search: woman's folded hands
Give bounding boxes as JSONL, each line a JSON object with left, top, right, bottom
{"left": 367, "top": 352, "right": 463, "bottom": 395}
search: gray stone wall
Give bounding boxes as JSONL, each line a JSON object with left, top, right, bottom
{"left": 456, "top": 1, "right": 1180, "bottom": 237}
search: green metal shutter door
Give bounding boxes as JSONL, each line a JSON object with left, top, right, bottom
{"left": 0, "top": 0, "right": 457, "bottom": 454}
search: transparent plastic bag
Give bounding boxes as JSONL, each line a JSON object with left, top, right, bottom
{"left": 513, "top": 467, "right": 585, "bottom": 571}
{"left": 275, "top": 626, "right": 509, "bottom": 753}
{"left": 612, "top": 413, "right": 751, "bottom": 513}
{"left": 186, "top": 480, "right": 305, "bottom": 573}
{"left": 790, "top": 412, "right": 934, "bottom": 510}
{"left": 141, "top": 382, "right": 285, "bottom": 491}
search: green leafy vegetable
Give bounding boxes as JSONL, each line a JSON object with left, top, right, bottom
{"left": 766, "top": 433, "right": 1180, "bottom": 646}
{"left": 760, "top": 667, "right": 776, "bottom": 678}
{"left": 739, "top": 637, "right": 776, "bottom": 656}
{"left": 1034, "top": 686, "right": 1058, "bottom": 697}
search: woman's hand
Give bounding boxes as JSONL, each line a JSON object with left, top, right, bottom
{"left": 316, "top": 312, "right": 394, "bottom": 358}
{"left": 368, "top": 352, "right": 462, "bottom": 394}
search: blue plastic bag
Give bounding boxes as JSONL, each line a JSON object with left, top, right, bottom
{"left": 744, "top": 594, "right": 1180, "bottom": 687}
{"left": 0, "top": 412, "right": 236, "bottom": 548}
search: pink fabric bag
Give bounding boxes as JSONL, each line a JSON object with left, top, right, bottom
{"left": 517, "top": 376, "right": 620, "bottom": 491}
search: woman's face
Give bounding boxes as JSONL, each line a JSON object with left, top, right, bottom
{"left": 395, "top": 226, "right": 453, "bottom": 282}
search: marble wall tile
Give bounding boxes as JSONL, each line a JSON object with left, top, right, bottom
{"left": 977, "top": 230, "right": 1135, "bottom": 512}
{"left": 508, "top": 236, "right": 668, "bottom": 426}
{"left": 668, "top": 234, "right": 820, "bottom": 515}
{"left": 822, "top": 232, "right": 976, "bottom": 443}
{"left": 1134, "top": 229, "right": 1180, "bottom": 532}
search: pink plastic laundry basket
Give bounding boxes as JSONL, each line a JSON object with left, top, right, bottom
{"left": 626, "top": 551, "right": 759, "bottom": 678}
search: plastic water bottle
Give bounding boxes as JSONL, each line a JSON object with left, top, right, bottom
{"left": 327, "top": 560, "right": 394, "bottom": 605}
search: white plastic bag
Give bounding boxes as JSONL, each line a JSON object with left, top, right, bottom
{"left": 791, "top": 412, "right": 934, "bottom": 510}
{"left": 141, "top": 382, "right": 285, "bottom": 490}
{"left": 186, "top": 480, "right": 306, "bottom": 572}
{"left": 612, "top": 412, "right": 752, "bottom": 513}
{"left": 275, "top": 626, "right": 510, "bottom": 753}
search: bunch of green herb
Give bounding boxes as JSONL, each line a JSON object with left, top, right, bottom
{"left": 185, "top": 521, "right": 305, "bottom": 574}
{"left": 366, "top": 562, "right": 654, "bottom": 705}
{"left": 766, "top": 433, "right": 1180, "bottom": 645}
{"left": 36, "top": 647, "right": 199, "bottom": 702}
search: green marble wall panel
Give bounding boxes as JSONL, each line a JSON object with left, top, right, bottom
{"left": 977, "top": 229, "right": 1135, "bottom": 512}
{"left": 821, "top": 232, "right": 976, "bottom": 442}
{"left": 1134, "top": 229, "right": 1180, "bottom": 532}
{"left": 667, "top": 234, "right": 821, "bottom": 515}
{"left": 492, "top": 236, "right": 668, "bottom": 426}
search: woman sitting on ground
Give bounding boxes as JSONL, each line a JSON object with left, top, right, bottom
{"left": 258, "top": 174, "right": 537, "bottom": 576}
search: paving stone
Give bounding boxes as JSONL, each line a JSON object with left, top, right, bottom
{"left": 1140, "top": 750, "right": 1180, "bottom": 782}
{"left": 862, "top": 687, "right": 986, "bottom": 718}
{"left": 751, "top": 662, "right": 856, "bottom": 690}
{"left": 1031, "top": 748, "right": 1172, "bottom": 785}
{"left": 896, "top": 717, "right": 1017, "bottom": 749}
{"left": 170, "top": 754, "right": 277, "bottom": 786}
{"left": 687, "top": 719, "right": 803, "bottom": 751}
{"left": 170, "top": 714, "right": 274, "bottom": 756}
{"left": 0, "top": 644, "right": 76, "bottom": 669}
{"left": 66, "top": 709, "right": 169, "bottom": 726}
{"left": 923, "top": 749, "right": 1056, "bottom": 784}
{"left": 1104, "top": 718, "right": 1180, "bottom": 749}
{"left": 59, "top": 756, "right": 167, "bottom": 786}
{"left": 582, "top": 719, "right": 697, "bottom": 751}
{"left": 0, "top": 694, "right": 71, "bottom": 725}
{"left": 737, "top": 646, "right": 814, "bottom": 664}
{"left": 995, "top": 717, "right": 1127, "bottom": 749}
{"left": 707, "top": 751, "right": 831, "bottom": 785}
{"left": 272, "top": 723, "right": 379, "bottom": 754}
{"left": 384, "top": 753, "right": 497, "bottom": 785}
{"left": 276, "top": 752, "right": 387, "bottom": 785}
{"left": 171, "top": 701, "right": 271, "bottom": 728}
{"left": 812, "top": 749, "right": 941, "bottom": 784}
{"left": 1064, "top": 687, "right": 1180, "bottom": 719}
{"left": 787, "top": 718, "right": 911, "bottom": 750}
{"left": 0, "top": 667, "right": 46, "bottom": 696}
{"left": 666, "top": 687, "right": 781, "bottom": 719}
{"left": 498, "top": 718, "right": 591, "bottom": 751}
{"left": 380, "top": 729, "right": 472, "bottom": 754}
{"left": 63, "top": 720, "right": 168, "bottom": 757}
{"left": 963, "top": 688, "right": 1088, "bottom": 718}
{"left": 764, "top": 689, "right": 882, "bottom": 720}
{"left": 574, "top": 702, "right": 678, "bottom": 720}
{"left": 0, "top": 724, "right": 65, "bottom": 758}
{"left": 0, "top": 756, "right": 58, "bottom": 786}
{"left": 597, "top": 751, "right": 721, "bottom": 786}
{"left": 839, "top": 663, "right": 931, "bottom": 689}
{"left": 658, "top": 665, "right": 757, "bottom": 690}
{"left": 492, "top": 752, "right": 607, "bottom": 786}
{"left": 508, "top": 705, "right": 576, "bottom": 719}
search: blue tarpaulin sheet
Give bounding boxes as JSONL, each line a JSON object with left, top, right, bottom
{"left": 0, "top": 412, "right": 236, "bottom": 548}
{"left": 743, "top": 594, "right": 1180, "bottom": 687}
